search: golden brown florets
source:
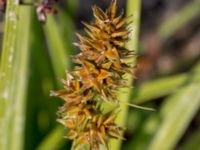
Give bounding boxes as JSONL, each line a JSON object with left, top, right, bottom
{"left": 51, "top": 0, "right": 135, "bottom": 149}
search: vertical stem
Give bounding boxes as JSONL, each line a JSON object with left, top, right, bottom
{"left": 36, "top": 8, "right": 76, "bottom": 150}
{"left": 0, "top": 1, "right": 32, "bottom": 150}
{"left": 44, "top": 16, "right": 71, "bottom": 78}
{"left": 109, "top": 0, "right": 141, "bottom": 150}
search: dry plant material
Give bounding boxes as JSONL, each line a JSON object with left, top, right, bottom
{"left": 51, "top": 0, "right": 135, "bottom": 149}
{"left": 0, "top": 0, "right": 58, "bottom": 23}
{"left": 0, "top": 0, "right": 6, "bottom": 12}
{"left": 35, "top": 0, "right": 58, "bottom": 23}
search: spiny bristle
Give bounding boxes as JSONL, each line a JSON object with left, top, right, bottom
{"left": 52, "top": 0, "right": 135, "bottom": 149}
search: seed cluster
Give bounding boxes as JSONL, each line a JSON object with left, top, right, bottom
{"left": 51, "top": 0, "right": 135, "bottom": 149}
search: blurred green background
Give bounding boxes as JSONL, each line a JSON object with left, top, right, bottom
{"left": 0, "top": 0, "right": 200, "bottom": 150}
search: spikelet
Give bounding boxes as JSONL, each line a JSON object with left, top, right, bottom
{"left": 72, "top": 0, "right": 134, "bottom": 103}
{"left": 51, "top": 0, "right": 135, "bottom": 149}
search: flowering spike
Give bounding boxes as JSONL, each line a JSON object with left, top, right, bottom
{"left": 51, "top": 0, "right": 141, "bottom": 149}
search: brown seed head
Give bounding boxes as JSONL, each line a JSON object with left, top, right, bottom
{"left": 52, "top": 0, "right": 134, "bottom": 149}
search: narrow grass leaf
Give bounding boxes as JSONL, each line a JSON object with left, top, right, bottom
{"left": 132, "top": 74, "right": 188, "bottom": 104}
{"left": 0, "top": 1, "right": 32, "bottom": 150}
{"left": 158, "top": 0, "right": 200, "bottom": 40}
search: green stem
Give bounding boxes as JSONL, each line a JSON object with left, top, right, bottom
{"left": 109, "top": 0, "right": 141, "bottom": 150}
{"left": 44, "top": 11, "right": 74, "bottom": 78}
{"left": 36, "top": 8, "right": 75, "bottom": 150}
{"left": 44, "top": 16, "right": 69, "bottom": 78}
